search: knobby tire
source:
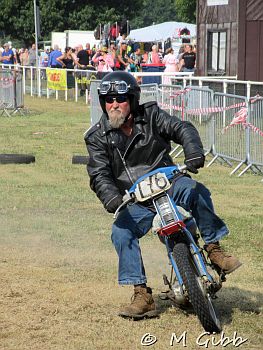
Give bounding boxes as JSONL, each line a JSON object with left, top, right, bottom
{"left": 173, "top": 242, "right": 221, "bottom": 333}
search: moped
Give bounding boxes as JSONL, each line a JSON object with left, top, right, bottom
{"left": 115, "top": 165, "right": 225, "bottom": 333}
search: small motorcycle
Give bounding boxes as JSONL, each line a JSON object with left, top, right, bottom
{"left": 114, "top": 165, "right": 226, "bottom": 333}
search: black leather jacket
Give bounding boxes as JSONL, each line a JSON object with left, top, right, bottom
{"left": 85, "top": 101, "right": 204, "bottom": 210}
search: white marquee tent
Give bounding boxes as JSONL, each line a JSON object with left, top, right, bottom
{"left": 129, "top": 21, "right": 196, "bottom": 42}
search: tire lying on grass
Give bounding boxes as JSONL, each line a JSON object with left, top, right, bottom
{"left": 0, "top": 154, "right": 35, "bottom": 164}
{"left": 72, "top": 155, "right": 89, "bottom": 165}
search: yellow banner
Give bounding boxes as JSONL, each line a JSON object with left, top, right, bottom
{"left": 75, "top": 71, "right": 98, "bottom": 84}
{"left": 47, "top": 68, "right": 67, "bottom": 90}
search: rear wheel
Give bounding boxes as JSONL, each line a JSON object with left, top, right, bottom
{"left": 173, "top": 242, "right": 221, "bottom": 333}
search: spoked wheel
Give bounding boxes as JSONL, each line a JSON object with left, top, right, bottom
{"left": 173, "top": 243, "right": 221, "bottom": 333}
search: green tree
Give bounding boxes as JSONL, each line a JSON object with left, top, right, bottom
{"left": 0, "top": 0, "right": 196, "bottom": 45}
{"left": 175, "top": 0, "right": 197, "bottom": 23}
{"left": 0, "top": 0, "right": 143, "bottom": 45}
{"left": 130, "top": 0, "right": 177, "bottom": 28}
{"left": 0, "top": 0, "right": 34, "bottom": 45}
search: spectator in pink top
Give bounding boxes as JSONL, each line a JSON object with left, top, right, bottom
{"left": 92, "top": 47, "right": 114, "bottom": 79}
{"left": 162, "top": 47, "right": 179, "bottom": 84}
{"left": 147, "top": 45, "right": 162, "bottom": 64}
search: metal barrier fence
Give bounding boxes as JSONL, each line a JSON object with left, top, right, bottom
{"left": 246, "top": 98, "right": 263, "bottom": 171}
{"left": 158, "top": 84, "right": 183, "bottom": 119}
{"left": 0, "top": 70, "right": 13, "bottom": 115}
{"left": 15, "top": 70, "right": 24, "bottom": 110}
{"left": 184, "top": 87, "right": 214, "bottom": 155}
{"left": 156, "top": 85, "right": 263, "bottom": 177}
{"left": 140, "top": 83, "right": 159, "bottom": 104}
{"left": 157, "top": 84, "right": 185, "bottom": 158}
{"left": 158, "top": 75, "right": 263, "bottom": 101}
{"left": 157, "top": 86, "right": 215, "bottom": 157}
{"left": 210, "top": 93, "right": 248, "bottom": 169}
{"left": 89, "top": 80, "right": 101, "bottom": 126}
{"left": 0, "top": 69, "right": 24, "bottom": 116}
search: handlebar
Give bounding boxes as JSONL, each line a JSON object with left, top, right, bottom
{"left": 177, "top": 164, "right": 187, "bottom": 172}
{"left": 113, "top": 192, "right": 133, "bottom": 219}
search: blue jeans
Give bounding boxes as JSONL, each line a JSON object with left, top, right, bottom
{"left": 111, "top": 176, "right": 228, "bottom": 285}
{"left": 183, "top": 67, "right": 195, "bottom": 72}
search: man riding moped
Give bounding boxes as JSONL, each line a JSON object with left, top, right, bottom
{"left": 85, "top": 71, "right": 242, "bottom": 319}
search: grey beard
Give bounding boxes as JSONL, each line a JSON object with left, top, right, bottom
{"left": 108, "top": 113, "right": 127, "bottom": 129}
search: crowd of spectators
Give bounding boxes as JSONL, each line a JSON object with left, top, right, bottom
{"left": 0, "top": 39, "right": 196, "bottom": 72}
{"left": 0, "top": 39, "right": 196, "bottom": 93}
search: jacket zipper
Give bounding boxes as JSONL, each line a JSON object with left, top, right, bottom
{"left": 123, "top": 132, "right": 140, "bottom": 159}
{"left": 116, "top": 148, "right": 134, "bottom": 185}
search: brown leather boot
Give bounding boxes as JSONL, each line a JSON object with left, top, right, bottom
{"left": 118, "top": 286, "right": 159, "bottom": 319}
{"left": 205, "top": 242, "right": 242, "bottom": 274}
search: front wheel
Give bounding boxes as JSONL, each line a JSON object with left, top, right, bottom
{"left": 173, "top": 243, "right": 221, "bottom": 333}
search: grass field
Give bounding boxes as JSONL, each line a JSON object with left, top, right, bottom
{"left": 0, "top": 96, "right": 262, "bottom": 350}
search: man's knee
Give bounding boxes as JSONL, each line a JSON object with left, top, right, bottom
{"left": 172, "top": 176, "right": 212, "bottom": 209}
{"left": 111, "top": 225, "right": 132, "bottom": 248}
{"left": 176, "top": 176, "right": 210, "bottom": 196}
{"left": 173, "top": 175, "right": 196, "bottom": 192}
{"left": 195, "top": 182, "right": 211, "bottom": 199}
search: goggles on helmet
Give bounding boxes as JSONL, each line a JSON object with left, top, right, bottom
{"left": 99, "top": 80, "right": 131, "bottom": 95}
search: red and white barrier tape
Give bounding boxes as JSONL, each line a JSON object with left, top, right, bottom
{"left": 223, "top": 107, "right": 263, "bottom": 137}
{"left": 169, "top": 88, "right": 192, "bottom": 97}
{"left": 159, "top": 101, "right": 247, "bottom": 115}
{"left": 245, "top": 122, "right": 263, "bottom": 137}
{"left": 160, "top": 87, "right": 263, "bottom": 137}
{"left": 222, "top": 107, "right": 248, "bottom": 133}
{"left": 0, "top": 77, "right": 15, "bottom": 82}
{"left": 160, "top": 89, "right": 263, "bottom": 136}
{"left": 160, "top": 103, "right": 183, "bottom": 111}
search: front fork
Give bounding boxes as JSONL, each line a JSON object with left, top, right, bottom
{"left": 163, "top": 227, "right": 216, "bottom": 298}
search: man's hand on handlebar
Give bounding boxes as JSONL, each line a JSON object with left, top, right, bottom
{"left": 184, "top": 153, "right": 205, "bottom": 174}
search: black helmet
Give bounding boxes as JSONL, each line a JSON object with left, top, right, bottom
{"left": 98, "top": 71, "right": 141, "bottom": 113}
